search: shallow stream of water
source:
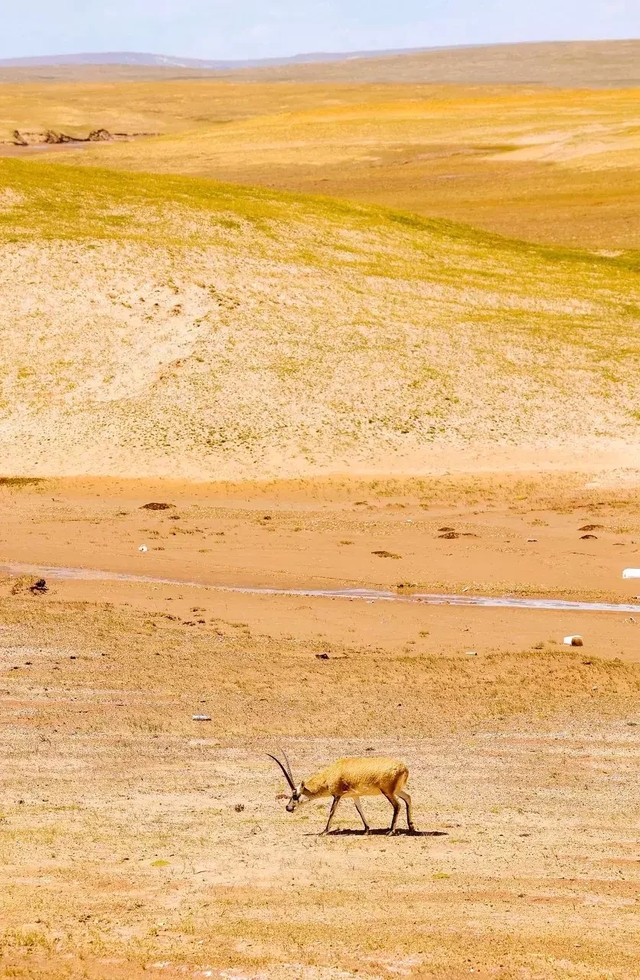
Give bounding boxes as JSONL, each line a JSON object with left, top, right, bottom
{"left": 2, "top": 562, "right": 640, "bottom": 613}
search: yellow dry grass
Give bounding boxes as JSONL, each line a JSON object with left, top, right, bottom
{"left": 0, "top": 80, "right": 420, "bottom": 139}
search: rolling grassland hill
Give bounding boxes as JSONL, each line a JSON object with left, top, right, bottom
{"left": 1, "top": 157, "right": 639, "bottom": 479}
{"left": 224, "top": 39, "right": 640, "bottom": 87}
{"left": 10, "top": 84, "right": 640, "bottom": 251}
{"left": 0, "top": 79, "right": 441, "bottom": 141}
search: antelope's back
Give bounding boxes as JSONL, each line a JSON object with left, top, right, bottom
{"left": 328, "top": 757, "right": 408, "bottom": 795}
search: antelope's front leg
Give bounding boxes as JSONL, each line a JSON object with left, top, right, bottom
{"left": 320, "top": 796, "right": 341, "bottom": 835}
{"left": 353, "top": 797, "right": 370, "bottom": 834}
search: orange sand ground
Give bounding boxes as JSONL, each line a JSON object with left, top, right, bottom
{"left": 1, "top": 475, "right": 639, "bottom": 979}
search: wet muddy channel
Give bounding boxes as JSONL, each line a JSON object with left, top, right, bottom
{"left": 2, "top": 561, "right": 640, "bottom": 613}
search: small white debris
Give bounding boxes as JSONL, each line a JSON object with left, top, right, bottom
{"left": 138, "top": 545, "right": 148, "bottom": 553}
{"left": 622, "top": 568, "right": 640, "bottom": 579}
{"left": 564, "top": 635, "right": 584, "bottom": 647}
{"left": 192, "top": 714, "right": 212, "bottom": 722}
{"left": 465, "top": 651, "right": 478, "bottom": 656}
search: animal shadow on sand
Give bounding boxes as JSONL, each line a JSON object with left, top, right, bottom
{"left": 308, "top": 829, "right": 448, "bottom": 838}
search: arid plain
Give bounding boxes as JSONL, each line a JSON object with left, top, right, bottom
{"left": 1, "top": 41, "right": 640, "bottom": 980}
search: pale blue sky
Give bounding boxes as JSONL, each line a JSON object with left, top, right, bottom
{"left": 2, "top": 0, "right": 639, "bottom": 61}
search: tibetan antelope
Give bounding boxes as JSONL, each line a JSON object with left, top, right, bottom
{"left": 268, "top": 751, "right": 416, "bottom": 835}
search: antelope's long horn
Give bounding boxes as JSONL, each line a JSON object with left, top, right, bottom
{"left": 267, "top": 753, "right": 296, "bottom": 792}
{"left": 281, "top": 748, "right": 295, "bottom": 785}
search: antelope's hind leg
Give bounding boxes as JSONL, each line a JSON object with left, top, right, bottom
{"left": 353, "top": 797, "right": 370, "bottom": 834}
{"left": 320, "top": 796, "right": 341, "bottom": 835}
{"left": 397, "top": 789, "right": 416, "bottom": 832}
{"left": 384, "top": 793, "right": 402, "bottom": 835}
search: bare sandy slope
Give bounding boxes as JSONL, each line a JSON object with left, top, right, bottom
{"left": 2, "top": 161, "right": 640, "bottom": 480}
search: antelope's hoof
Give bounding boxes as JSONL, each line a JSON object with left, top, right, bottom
{"left": 362, "top": 828, "right": 371, "bottom": 835}
{"left": 387, "top": 829, "right": 398, "bottom": 837}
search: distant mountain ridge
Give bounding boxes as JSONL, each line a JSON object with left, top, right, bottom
{"left": 0, "top": 47, "right": 428, "bottom": 70}
{"left": 1, "top": 40, "right": 639, "bottom": 87}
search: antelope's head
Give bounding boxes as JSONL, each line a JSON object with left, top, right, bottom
{"left": 267, "top": 752, "right": 308, "bottom": 812}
